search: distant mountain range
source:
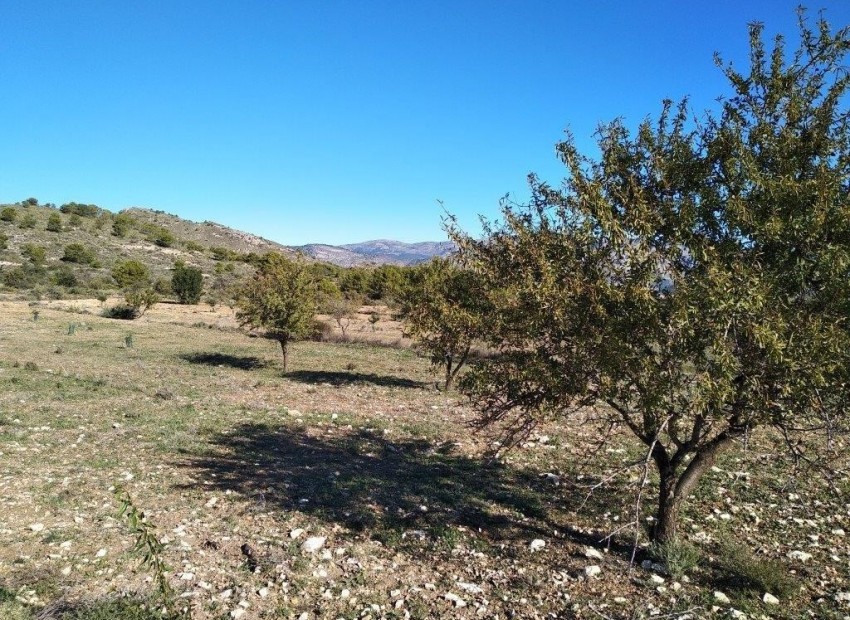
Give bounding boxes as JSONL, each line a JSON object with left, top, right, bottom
{"left": 293, "top": 240, "right": 455, "bottom": 267}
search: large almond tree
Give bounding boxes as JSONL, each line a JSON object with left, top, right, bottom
{"left": 450, "top": 13, "right": 850, "bottom": 544}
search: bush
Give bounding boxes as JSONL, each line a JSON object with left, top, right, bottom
{"left": 309, "top": 318, "right": 334, "bottom": 342}
{"left": 716, "top": 537, "right": 797, "bottom": 597}
{"left": 53, "top": 266, "right": 78, "bottom": 287}
{"left": 0, "top": 232, "right": 7, "bottom": 250}
{"left": 102, "top": 304, "right": 140, "bottom": 320}
{"left": 124, "top": 288, "right": 159, "bottom": 316}
{"left": 112, "top": 260, "right": 150, "bottom": 289}
{"left": 183, "top": 240, "right": 205, "bottom": 252}
{"left": 18, "top": 213, "right": 36, "bottom": 229}
{"left": 46, "top": 213, "right": 63, "bottom": 232}
{"left": 21, "top": 244, "right": 46, "bottom": 265}
{"left": 3, "top": 265, "right": 46, "bottom": 289}
{"left": 59, "top": 202, "right": 101, "bottom": 218}
{"left": 62, "top": 243, "right": 97, "bottom": 265}
{"left": 0, "top": 207, "right": 16, "bottom": 222}
{"left": 171, "top": 261, "right": 203, "bottom": 304}
{"left": 147, "top": 227, "right": 174, "bottom": 248}
{"left": 112, "top": 214, "right": 133, "bottom": 237}
{"left": 649, "top": 539, "right": 701, "bottom": 579}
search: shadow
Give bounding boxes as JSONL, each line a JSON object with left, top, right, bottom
{"left": 180, "top": 352, "right": 271, "bottom": 371}
{"left": 180, "top": 423, "right": 638, "bottom": 557}
{"left": 285, "top": 369, "right": 425, "bottom": 389}
{"left": 182, "top": 424, "right": 546, "bottom": 545}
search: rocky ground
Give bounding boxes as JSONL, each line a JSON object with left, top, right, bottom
{"left": 0, "top": 299, "right": 849, "bottom": 619}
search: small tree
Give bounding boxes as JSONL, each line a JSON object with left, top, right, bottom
{"left": 124, "top": 288, "right": 159, "bottom": 317}
{"left": 450, "top": 13, "right": 850, "bottom": 544}
{"left": 236, "top": 253, "right": 316, "bottom": 373}
{"left": 398, "top": 258, "right": 484, "bottom": 390}
{"left": 0, "top": 207, "right": 16, "bottom": 223}
{"left": 171, "top": 261, "right": 204, "bottom": 304}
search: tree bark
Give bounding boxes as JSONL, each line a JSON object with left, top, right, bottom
{"left": 279, "top": 338, "right": 289, "bottom": 374}
{"left": 445, "top": 357, "right": 454, "bottom": 391}
{"left": 652, "top": 431, "right": 740, "bottom": 544}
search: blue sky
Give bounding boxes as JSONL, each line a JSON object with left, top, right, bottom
{"left": 2, "top": 1, "right": 849, "bottom": 245}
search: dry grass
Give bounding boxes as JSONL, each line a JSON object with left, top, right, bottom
{"left": 0, "top": 299, "right": 848, "bottom": 619}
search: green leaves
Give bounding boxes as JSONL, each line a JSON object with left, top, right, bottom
{"left": 448, "top": 10, "right": 850, "bottom": 542}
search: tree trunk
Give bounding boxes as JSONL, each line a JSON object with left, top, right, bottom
{"left": 279, "top": 338, "right": 289, "bottom": 374}
{"left": 444, "top": 357, "right": 454, "bottom": 391}
{"left": 654, "top": 466, "right": 680, "bottom": 544}
{"left": 652, "top": 431, "right": 740, "bottom": 545}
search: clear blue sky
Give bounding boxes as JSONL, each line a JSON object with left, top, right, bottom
{"left": 2, "top": 1, "right": 849, "bottom": 245}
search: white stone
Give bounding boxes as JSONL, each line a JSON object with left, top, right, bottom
{"left": 95, "top": 548, "right": 107, "bottom": 558}
{"left": 585, "top": 565, "right": 602, "bottom": 578}
{"left": 650, "top": 574, "right": 665, "bottom": 585}
{"left": 835, "top": 592, "right": 850, "bottom": 603}
{"left": 205, "top": 497, "right": 218, "bottom": 508}
{"left": 762, "top": 593, "right": 779, "bottom": 605}
{"left": 289, "top": 528, "right": 305, "bottom": 539}
{"left": 444, "top": 592, "right": 466, "bottom": 608}
{"left": 457, "top": 582, "right": 483, "bottom": 594}
{"left": 29, "top": 523, "right": 45, "bottom": 532}
{"left": 180, "top": 572, "right": 194, "bottom": 580}
{"left": 258, "top": 587, "right": 269, "bottom": 599}
{"left": 340, "top": 588, "right": 350, "bottom": 599}
{"left": 230, "top": 610, "right": 245, "bottom": 619}
{"left": 60, "top": 566, "right": 72, "bottom": 576}
{"left": 787, "top": 550, "right": 812, "bottom": 562}
{"left": 713, "top": 591, "right": 730, "bottom": 604}
{"left": 301, "top": 536, "right": 326, "bottom": 553}
{"left": 729, "top": 610, "right": 746, "bottom": 619}
{"left": 529, "top": 539, "right": 546, "bottom": 552}
{"left": 584, "top": 547, "right": 603, "bottom": 560}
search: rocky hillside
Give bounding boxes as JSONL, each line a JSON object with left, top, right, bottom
{"left": 295, "top": 240, "right": 455, "bottom": 266}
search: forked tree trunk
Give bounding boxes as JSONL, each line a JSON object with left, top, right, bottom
{"left": 443, "top": 345, "right": 471, "bottom": 391}
{"left": 652, "top": 432, "right": 739, "bottom": 545}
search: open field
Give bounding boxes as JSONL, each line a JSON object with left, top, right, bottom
{"left": 1, "top": 300, "right": 849, "bottom": 619}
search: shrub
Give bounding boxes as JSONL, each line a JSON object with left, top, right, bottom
{"left": 171, "top": 261, "right": 203, "bottom": 304}
{"left": 46, "top": 213, "right": 62, "bottom": 232}
{"left": 112, "top": 260, "right": 150, "bottom": 289}
{"left": 3, "top": 265, "right": 46, "bottom": 289}
{"left": 53, "top": 266, "right": 78, "bottom": 287}
{"left": 716, "top": 537, "right": 797, "bottom": 597}
{"left": 147, "top": 226, "right": 174, "bottom": 247}
{"left": 309, "top": 318, "right": 334, "bottom": 342}
{"left": 649, "top": 540, "right": 701, "bottom": 579}
{"left": 21, "top": 244, "right": 46, "bottom": 265}
{"left": 183, "top": 240, "right": 205, "bottom": 252}
{"left": 112, "top": 214, "right": 133, "bottom": 237}
{"left": 17, "top": 213, "right": 36, "bottom": 229}
{"left": 0, "top": 232, "right": 8, "bottom": 250}
{"left": 102, "top": 304, "right": 139, "bottom": 320}
{"left": 124, "top": 288, "right": 159, "bottom": 316}
{"left": 62, "top": 243, "right": 97, "bottom": 265}
{"left": 0, "top": 207, "right": 16, "bottom": 222}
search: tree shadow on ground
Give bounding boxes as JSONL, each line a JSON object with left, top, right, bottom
{"left": 179, "top": 423, "right": 636, "bottom": 556}
{"left": 285, "top": 370, "right": 425, "bottom": 389}
{"left": 180, "top": 352, "right": 272, "bottom": 371}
